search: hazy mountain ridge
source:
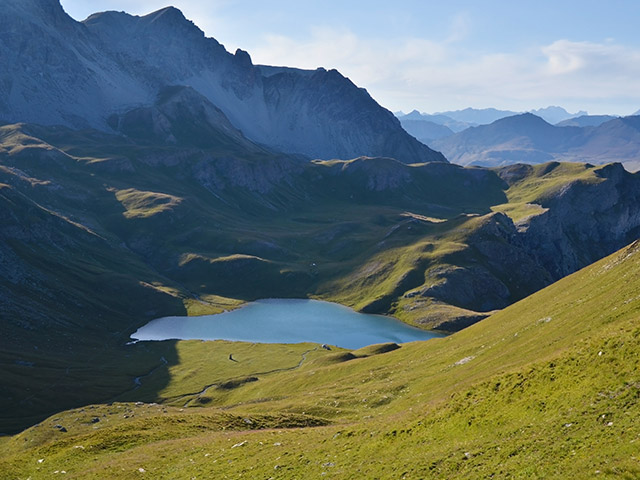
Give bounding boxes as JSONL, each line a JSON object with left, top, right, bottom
{"left": 529, "top": 105, "right": 588, "bottom": 124}
{"left": 395, "top": 118, "right": 455, "bottom": 144}
{"left": 398, "top": 107, "right": 598, "bottom": 148}
{"left": 0, "top": 0, "right": 444, "bottom": 163}
{"left": 431, "top": 113, "right": 640, "bottom": 171}
{"left": 435, "top": 107, "right": 520, "bottom": 124}
{"left": 397, "top": 105, "right": 586, "bottom": 130}
{"left": 556, "top": 114, "right": 617, "bottom": 127}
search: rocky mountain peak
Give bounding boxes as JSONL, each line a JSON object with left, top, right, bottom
{"left": 0, "top": 1, "right": 446, "bottom": 164}
{"left": 84, "top": 10, "right": 137, "bottom": 27}
{"left": 404, "top": 110, "right": 424, "bottom": 119}
{"left": 146, "top": 6, "right": 184, "bottom": 20}
{"left": 234, "top": 49, "right": 253, "bottom": 67}
{"left": 140, "top": 6, "right": 201, "bottom": 34}
{"left": 84, "top": 5, "right": 207, "bottom": 43}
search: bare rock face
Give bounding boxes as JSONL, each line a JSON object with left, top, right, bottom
{"left": 0, "top": 0, "right": 152, "bottom": 128}
{"left": 108, "top": 86, "right": 262, "bottom": 152}
{"left": 258, "top": 67, "right": 444, "bottom": 163}
{"left": 0, "top": 0, "right": 446, "bottom": 164}
{"left": 483, "top": 164, "right": 640, "bottom": 287}
{"left": 517, "top": 163, "right": 640, "bottom": 278}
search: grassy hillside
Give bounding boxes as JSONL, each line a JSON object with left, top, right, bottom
{"left": 1, "top": 240, "right": 638, "bottom": 478}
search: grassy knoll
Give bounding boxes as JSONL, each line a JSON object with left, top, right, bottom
{"left": 1, "top": 241, "right": 639, "bottom": 478}
{"left": 496, "top": 161, "right": 605, "bottom": 204}
{"left": 490, "top": 201, "right": 548, "bottom": 221}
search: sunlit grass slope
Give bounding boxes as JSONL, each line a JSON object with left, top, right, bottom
{"left": 2, "top": 240, "right": 639, "bottom": 478}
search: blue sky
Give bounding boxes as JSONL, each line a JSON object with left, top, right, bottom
{"left": 59, "top": 1, "right": 640, "bottom": 115}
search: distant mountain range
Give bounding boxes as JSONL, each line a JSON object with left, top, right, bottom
{"left": 430, "top": 113, "right": 640, "bottom": 171}
{"left": 397, "top": 106, "right": 587, "bottom": 131}
{"left": 433, "top": 107, "right": 521, "bottom": 125}
{"left": 0, "top": 0, "right": 444, "bottom": 164}
{"left": 528, "top": 106, "right": 589, "bottom": 124}
{"left": 555, "top": 115, "right": 618, "bottom": 127}
{"left": 396, "top": 106, "right": 599, "bottom": 147}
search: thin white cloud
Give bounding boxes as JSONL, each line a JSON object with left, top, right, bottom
{"left": 543, "top": 40, "right": 640, "bottom": 77}
{"left": 544, "top": 40, "right": 589, "bottom": 74}
{"left": 445, "top": 11, "right": 472, "bottom": 44}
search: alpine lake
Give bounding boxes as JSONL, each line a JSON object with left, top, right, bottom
{"left": 132, "top": 299, "right": 444, "bottom": 349}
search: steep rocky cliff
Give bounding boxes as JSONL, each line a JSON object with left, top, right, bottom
{"left": 508, "top": 162, "right": 640, "bottom": 277}
{"left": 0, "top": 0, "right": 445, "bottom": 164}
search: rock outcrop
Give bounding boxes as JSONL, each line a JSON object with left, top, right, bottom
{"left": 515, "top": 163, "right": 640, "bottom": 277}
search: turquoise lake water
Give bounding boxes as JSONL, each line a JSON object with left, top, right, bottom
{"left": 131, "top": 298, "right": 444, "bottom": 349}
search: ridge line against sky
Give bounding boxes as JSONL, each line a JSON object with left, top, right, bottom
{"left": 59, "top": 0, "right": 640, "bottom": 116}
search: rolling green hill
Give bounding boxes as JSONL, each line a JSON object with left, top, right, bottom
{"left": 1, "top": 238, "right": 638, "bottom": 478}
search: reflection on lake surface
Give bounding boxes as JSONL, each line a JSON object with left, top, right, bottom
{"left": 132, "top": 298, "right": 444, "bottom": 349}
